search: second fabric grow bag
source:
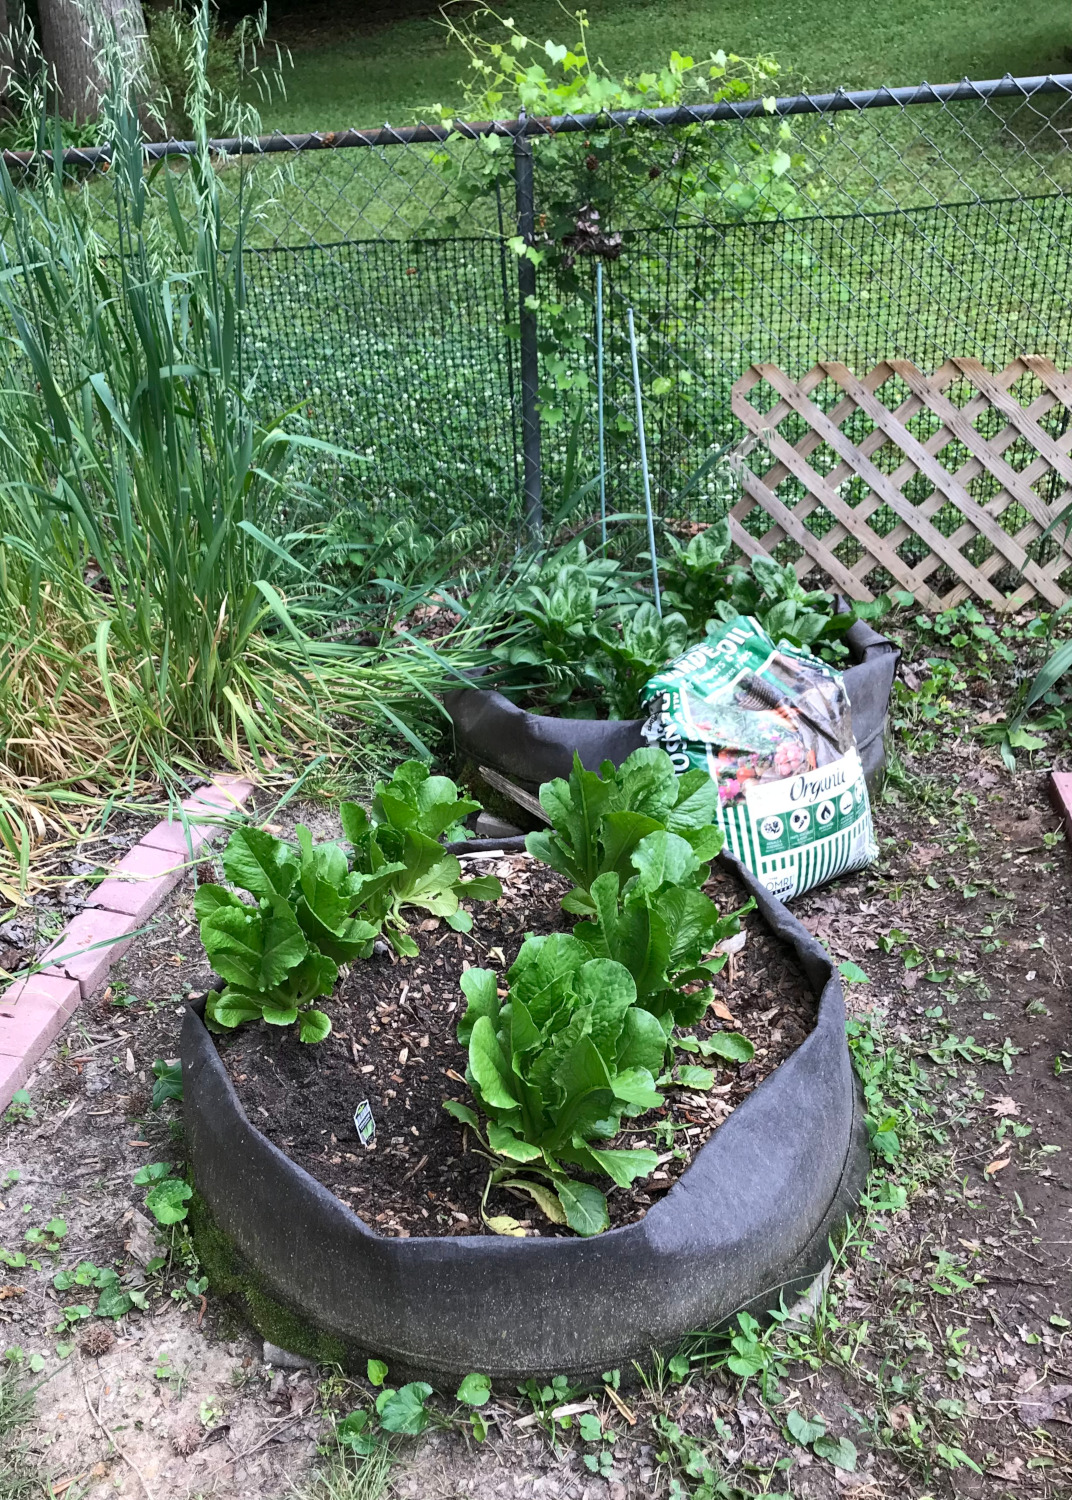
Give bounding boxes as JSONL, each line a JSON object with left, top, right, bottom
{"left": 445, "top": 617, "right": 899, "bottom": 798}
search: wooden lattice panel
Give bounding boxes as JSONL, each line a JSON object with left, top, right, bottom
{"left": 729, "top": 357, "right": 1072, "bottom": 613}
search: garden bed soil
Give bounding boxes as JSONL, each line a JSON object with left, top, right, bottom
{"left": 3, "top": 734, "right": 1072, "bottom": 1496}
{"left": 219, "top": 854, "right": 817, "bottom": 1238}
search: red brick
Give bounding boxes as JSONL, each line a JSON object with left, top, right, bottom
{"left": 41, "top": 908, "right": 139, "bottom": 998}
{"left": 140, "top": 817, "right": 215, "bottom": 857}
{"left": 183, "top": 776, "right": 254, "bottom": 813}
{"left": 87, "top": 842, "right": 186, "bottom": 918}
{"left": 141, "top": 777, "right": 253, "bottom": 858}
{"left": 0, "top": 973, "right": 81, "bottom": 1087}
{"left": 0, "top": 1051, "right": 28, "bottom": 1111}
{"left": 1049, "top": 771, "right": 1072, "bottom": 831}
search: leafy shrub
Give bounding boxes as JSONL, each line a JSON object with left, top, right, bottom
{"left": 145, "top": 1, "right": 247, "bottom": 141}
{"left": 196, "top": 762, "right": 501, "bottom": 1040}
{"left": 446, "top": 938, "right": 664, "bottom": 1235}
{"left": 493, "top": 527, "right": 891, "bottom": 719}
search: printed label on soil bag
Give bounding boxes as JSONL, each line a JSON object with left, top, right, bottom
{"left": 640, "top": 614, "right": 877, "bottom": 901}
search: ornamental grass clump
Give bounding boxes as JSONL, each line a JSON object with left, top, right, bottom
{"left": 0, "top": 3, "right": 493, "bottom": 803}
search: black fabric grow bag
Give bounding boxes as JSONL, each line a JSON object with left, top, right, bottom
{"left": 181, "top": 854, "right": 869, "bottom": 1386}
{"left": 444, "top": 618, "right": 899, "bottom": 797}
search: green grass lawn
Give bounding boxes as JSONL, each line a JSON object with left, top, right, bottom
{"left": 125, "top": 0, "right": 1068, "bottom": 548}
{"left": 269, "top": 0, "right": 1071, "bottom": 133}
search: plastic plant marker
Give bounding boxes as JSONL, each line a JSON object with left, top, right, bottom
{"left": 354, "top": 1099, "right": 376, "bottom": 1146}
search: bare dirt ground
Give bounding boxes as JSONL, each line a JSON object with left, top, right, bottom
{"left": 1, "top": 732, "right": 1070, "bottom": 1499}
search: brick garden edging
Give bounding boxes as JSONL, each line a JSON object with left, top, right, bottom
{"left": 0, "top": 774, "right": 253, "bottom": 1112}
{"left": 1050, "top": 770, "right": 1072, "bottom": 832}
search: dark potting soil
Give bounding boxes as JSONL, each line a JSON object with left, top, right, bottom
{"left": 223, "top": 855, "right": 818, "bottom": 1238}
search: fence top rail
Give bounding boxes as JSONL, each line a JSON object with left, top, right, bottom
{"left": 7, "top": 71, "right": 1072, "bottom": 171}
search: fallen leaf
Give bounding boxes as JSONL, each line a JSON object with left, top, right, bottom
{"left": 986, "top": 1457, "right": 1024, "bottom": 1482}
{"left": 711, "top": 1000, "right": 736, "bottom": 1023}
{"left": 888, "top": 1403, "right": 913, "bottom": 1431}
{"left": 1017, "top": 1383, "right": 1072, "bottom": 1426}
{"left": 985, "top": 1157, "right": 1011, "bottom": 1176}
{"left": 987, "top": 1096, "right": 1020, "bottom": 1118}
{"left": 550, "top": 1399, "right": 597, "bottom": 1420}
{"left": 484, "top": 1214, "right": 527, "bottom": 1238}
{"left": 123, "top": 1208, "right": 158, "bottom": 1268}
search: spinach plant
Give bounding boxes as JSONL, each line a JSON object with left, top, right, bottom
{"left": 711, "top": 555, "right": 891, "bottom": 662}
{"left": 526, "top": 748, "right": 724, "bottom": 910}
{"left": 588, "top": 605, "right": 690, "bottom": 719}
{"left": 655, "top": 518, "right": 739, "bottom": 633}
{"left": 196, "top": 762, "right": 501, "bottom": 1040}
{"left": 494, "top": 541, "right": 638, "bottom": 715}
{"left": 445, "top": 936, "right": 664, "bottom": 1236}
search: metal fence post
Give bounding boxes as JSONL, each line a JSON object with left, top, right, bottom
{"left": 514, "top": 111, "right": 542, "bottom": 535}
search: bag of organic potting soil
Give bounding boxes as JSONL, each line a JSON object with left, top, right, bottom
{"left": 639, "top": 614, "right": 876, "bottom": 901}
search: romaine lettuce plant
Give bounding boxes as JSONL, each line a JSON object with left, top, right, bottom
{"left": 196, "top": 762, "right": 501, "bottom": 1041}
{"left": 526, "top": 748, "right": 724, "bottom": 910}
{"left": 445, "top": 935, "right": 665, "bottom": 1236}
{"left": 341, "top": 761, "right": 502, "bottom": 956}
{"left": 572, "top": 830, "right": 751, "bottom": 1029}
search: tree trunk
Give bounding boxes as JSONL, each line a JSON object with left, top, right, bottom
{"left": 37, "top": 0, "right": 146, "bottom": 122}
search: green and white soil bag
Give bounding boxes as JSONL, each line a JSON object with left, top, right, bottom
{"left": 640, "top": 614, "right": 877, "bottom": 901}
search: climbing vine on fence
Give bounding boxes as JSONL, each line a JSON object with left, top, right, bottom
{"left": 425, "top": 7, "right": 803, "bottom": 438}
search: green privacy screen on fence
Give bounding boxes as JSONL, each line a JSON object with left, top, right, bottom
{"left": 40, "top": 74, "right": 1072, "bottom": 544}
{"left": 241, "top": 191, "right": 1072, "bottom": 532}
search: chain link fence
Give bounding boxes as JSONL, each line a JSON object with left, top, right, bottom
{"left": 26, "top": 72, "right": 1072, "bottom": 559}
